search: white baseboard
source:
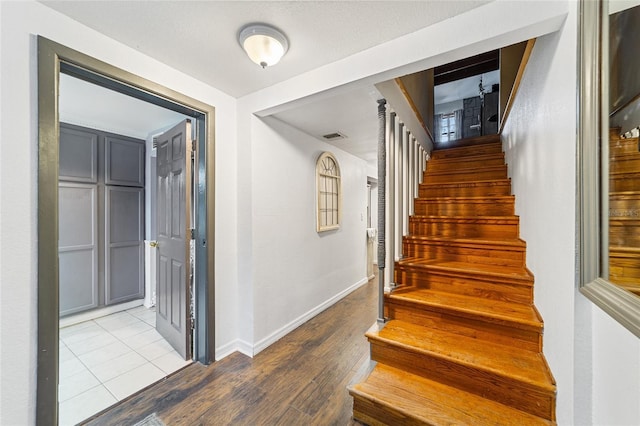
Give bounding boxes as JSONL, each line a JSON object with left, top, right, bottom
{"left": 215, "top": 339, "right": 253, "bottom": 361}
{"left": 59, "top": 299, "right": 144, "bottom": 328}
{"left": 252, "top": 276, "right": 369, "bottom": 355}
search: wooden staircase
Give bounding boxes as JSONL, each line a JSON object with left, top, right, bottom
{"left": 349, "top": 135, "right": 557, "bottom": 425}
{"left": 609, "top": 128, "right": 640, "bottom": 296}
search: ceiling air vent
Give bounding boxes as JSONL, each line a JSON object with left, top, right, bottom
{"left": 322, "top": 132, "right": 347, "bottom": 141}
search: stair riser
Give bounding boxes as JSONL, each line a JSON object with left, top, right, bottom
{"left": 414, "top": 201, "right": 514, "bottom": 216}
{"left": 609, "top": 195, "right": 640, "bottom": 210}
{"left": 609, "top": 156, "right": 640, "bottom": 174}
{"left": 610, "top": 138, "right": 639, "bottom": 155}
{"left": 394, "top": 267, "right": 533, "bottom": 304}
{"left": 610, "top": 176, "right": 640, "bottom": 192}
{"left": 610, "top": 221, "right": 640, "bottom": 247}
{"left": 351, "top": 394, "right": 427, "bottom": 426}
{"left": 402, "top": 241, "right": 525, "bottom": 267}
{"left": 610, "top": 255, "right": 640, "bottom": 284}
{"left": 431, "top": 143, "right": 502, "bottom": 160}
{"left": 419, "top": 182, "right": 512, "bottom": 198}
{"left": 385, "top": 300, "right": 542, "bottom": 352}
{"left": 423, "top": 168, "right": 508, "bottom": 184}
{"left": 426, "top": 155, "right": 505, "bottom": 172}
{"left": 409, "top": 219, "right": 519, "bottom": 239}
{"left": 369, "top": 343, "right": 555, "bottom": 421}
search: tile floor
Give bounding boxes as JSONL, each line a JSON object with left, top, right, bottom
{"left": 59, "top": 305, "right": 191, "bottom": 426}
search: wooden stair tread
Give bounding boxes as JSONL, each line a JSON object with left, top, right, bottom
{"left": 432, "top": 135, "right": 501, "bottom": 152}
{"left": 388, "top": 288, "right": 542, "bottom": 331}
{"left": 418, "top": 195, "right": 514, "bottom": 200}
{"left": 404, "top": 235, "right": 525, "bottom": 248}
{"left": 424, "top": 164, "right": 507, "bottom": 176}
{"left": 397, "top": 257, "right": 533, "bottom": 282}
{"left": 367, "top": 320, "right": 555, "bottom": 390}
{"left": 410, "top": 215, "right": 519, "bottom": 222}
{"left": 609, "top": 191, "right": 640, "bottom": 199}
{"left": 350, "top": 364, "right": 554, "bottom": 426}
{"left": 421, "top": 178, "right": 511, "bottom": 188}
{"left": 609, "top": 170, "right": 640, "bottom": 178}
{"left": 609, "top": 246, "right": 640, "bottom": 256}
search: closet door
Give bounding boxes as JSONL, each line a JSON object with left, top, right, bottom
{"left": 105, "top": 186, "right": 144, "bottom": 305}
{"left": 59, "top": 125, "right": 99, "bottom": 317}
{"left": 105, "top": 136, "right": 144, "bottom": 187}
{"left": 59, "top": 183, "right": 99, "bottom": 316}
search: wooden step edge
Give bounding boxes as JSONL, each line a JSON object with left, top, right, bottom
{"left": 610, "top": 246, "right": 640, "bottom": 256}
{"left": 409, "top": 215, "right": 520, "bottom": 223}
{"left": 421, "top": 178, "right": 511, "bottom": 188}
{"left": 349, "top": 364, "right": 555, "bottom": 426}
{"left": 395, "top": 259, "right": 534, "bottom": 284}
{"left": 610, "top": 190, "right": 640, "bottom": 196}
{"left": 609, "top": 171, "right": 640, "bottom": 178}
{"left": 386, "top": 290, "right": 543, "bottom": 332}
{"left": 432, "top": 135, "right": 502, "bottom": 152}
{"left": 367, "top": 323, "right": 556, "bottom": 392}
{"left": 609, "top": 217, "right": 640, "bottom": 223}
{"left": 429, "top": 151, "right": 505, "bottom": 162}
{"left": 424, "top": 165, "right": 507, "bottom": 176}
{"left": 415, "top": 195, "right": 515, "bottom": 202}
{"left": 609, "top": 191, "right": 640, "bottom": 199}
{"left": 403, "top": 235, "right": 527, "bottom": 249}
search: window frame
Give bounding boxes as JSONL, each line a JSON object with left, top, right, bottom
{"left": 316, "top": 152, "right": 342, "bottom": 232}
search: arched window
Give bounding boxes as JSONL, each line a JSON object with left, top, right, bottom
{"left": 316, "top": 152, "right": 341, "bottom": 232}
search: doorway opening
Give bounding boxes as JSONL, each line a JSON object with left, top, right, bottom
{"left": 57, "top": 73, "right": 198, "bottom": 423}
{"left": 37, "top": 37, "right": 215, "bottom": 425}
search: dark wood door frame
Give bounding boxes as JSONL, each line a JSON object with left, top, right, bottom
{"left": 37, "top": 36, "right": 216, "bottom": 425}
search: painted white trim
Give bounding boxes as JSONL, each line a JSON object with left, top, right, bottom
{"left": 59, "top": 299, "right": 144, "bottom": 328}
{"left": 252, "top": 276, "right": 370, "bottom": 355}
{"left": 215, "top": 339, "right": 254, "bottom": 361}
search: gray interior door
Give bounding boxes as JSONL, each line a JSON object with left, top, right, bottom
{"left": 156, "top": 119, "right": 192, "bottom": 360}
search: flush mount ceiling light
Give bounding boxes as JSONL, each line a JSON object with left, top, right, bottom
{"left": 238, "top": 24, "right": 289, "bottom": 68}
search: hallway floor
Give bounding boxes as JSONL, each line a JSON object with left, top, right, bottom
{"left": 85, "top": 277, "right": 378, "bottom": 425}
{"left": 59, "top": 306, "right": 191, "bottom": 425}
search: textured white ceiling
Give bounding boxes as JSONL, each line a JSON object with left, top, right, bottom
{"left": 273, "top": 86, "right": 382, "bottom": 163}
{"left": 60, "top": 74, "right": 188, "bottom": 140}
{"left": 41, "top": 1, "right": 491, "bottom": 98}
{"left": 44, "top": 0, "right": 499, "bottom": 164}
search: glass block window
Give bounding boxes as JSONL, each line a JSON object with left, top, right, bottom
{"left": 316, "top": 152, "right": 341, "bottom": 232}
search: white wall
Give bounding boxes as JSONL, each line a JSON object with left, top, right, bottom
{"left": 250, "top": 116, "right": 369, "bottom": 352}
{"left": 592, "top": 306, "right": 640, "bottom": 425}
{"left": 0, "top": 2, "right": 238, "bottom": 424}
{"left": 501, "top": 6, "right": 580, "bottom": 423}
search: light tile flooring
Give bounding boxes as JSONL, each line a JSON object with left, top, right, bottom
{"left": 59, "top": 305, "right": 191, "bottom": 426}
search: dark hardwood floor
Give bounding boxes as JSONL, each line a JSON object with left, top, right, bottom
{"left": 84, "top": 275, "right": 377, "bottom": 425}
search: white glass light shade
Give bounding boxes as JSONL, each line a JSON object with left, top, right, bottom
{"left": 239, "top": 24, "right": 289, "bottom": 68}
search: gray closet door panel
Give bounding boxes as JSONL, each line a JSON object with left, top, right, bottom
{"left": 60, "top": 126, "right": 98, "bottom": 183}
{"left": 107, "top": 245, "right": 144, "bottom": 303}
{"left": 105, "top": 186, "right": 144, "bottom": 305}
{"left": 108, "top": 188, "right": 144, "bottom": 242}
{"left": 59, "top": 183, "right": 98, "bottom": 316}
{"left": 59, "top": 251, "right": 98, "bottom": 315}
{"left": 106, "top": 137, "right": 145, "bottom": 187}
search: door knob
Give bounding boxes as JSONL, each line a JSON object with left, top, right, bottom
{"left": 149, "top": 241, "right": 159, "bottom": 248}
